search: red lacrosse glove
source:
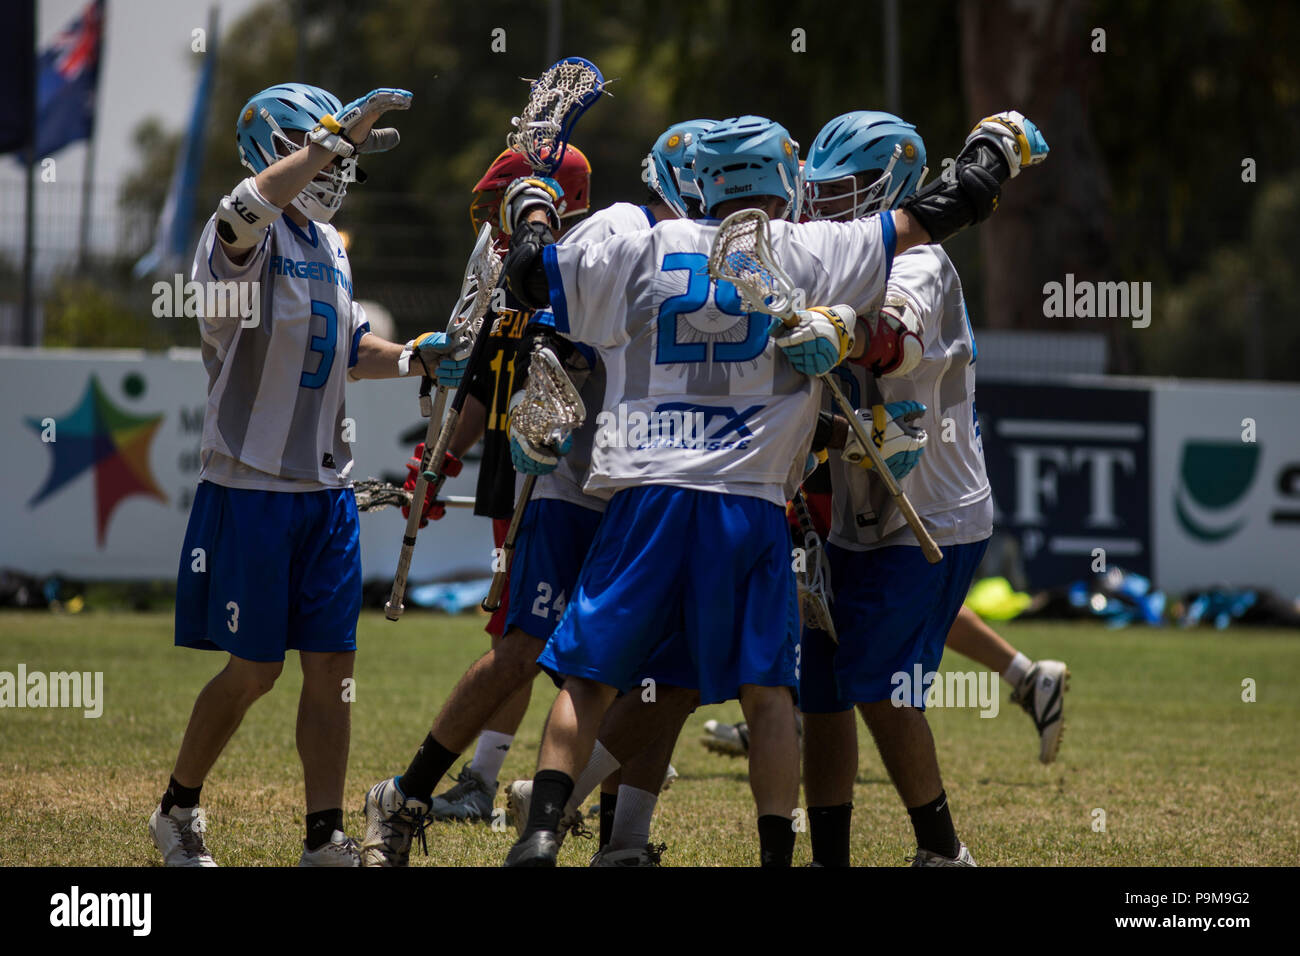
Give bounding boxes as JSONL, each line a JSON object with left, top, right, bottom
{"left": 400, "top": 442, "right": 463, "bottom": 527}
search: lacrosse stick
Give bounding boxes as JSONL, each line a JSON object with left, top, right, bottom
{"left": 507, "top": 56, "right": 608, "bottom": 174}
{"left": 353, "top": 479, "right": 474, "bottom": 512}
{"left": 708, "top": 208, "right": 942, "bottom": 564}
{"left": 481, "top": 341, "right": 587, "bottom": 612}
{"left": 385, "top": 222, "right": 502, "bottom": 621}
{"left": 790, "top": 489, "right": 837, "bottom": 642}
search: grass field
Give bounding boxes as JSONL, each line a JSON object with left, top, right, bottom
{"left": 1, "top": 610, "right": 1297, "bottom": 867}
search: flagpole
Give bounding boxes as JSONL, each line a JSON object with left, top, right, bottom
{"left": 20, "top": 3, "right": 37, "bottom": 348}
{"left": 76, "top": 0, "right": 104, "bottom": 270}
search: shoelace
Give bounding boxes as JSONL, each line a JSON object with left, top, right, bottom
{"left": 178, "top": 811, "right": 210, "bottom": 858}
{"left": 643, "top": 842, "right": 667, "bottom": 866}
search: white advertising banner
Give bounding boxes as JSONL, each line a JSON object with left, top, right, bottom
{"left": 0, "top": 348, "right": 491, "bottom": 582}
{"left": 1150, "top": 379, "right": 1300, "bottom": 596}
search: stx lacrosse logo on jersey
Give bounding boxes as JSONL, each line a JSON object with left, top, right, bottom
{"left": 594, "top": 400, "right": 763, "bottom": 451}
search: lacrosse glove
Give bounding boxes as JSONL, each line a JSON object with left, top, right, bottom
{"left": 770, "top": 305, "right": 856, "bottom": 377}
{"left": 507, "top": 392, "right": 573, "bottom": 476}
{"left": 400, "top": 442, "right": 462, "bottom": 527}
{"left": 842, "top": 400, "right": 928, "bottom": 481}
{"left": 412, "top": 331, "right": 472, "bottom": 388}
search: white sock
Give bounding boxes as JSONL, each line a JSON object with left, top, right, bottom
{"left": 608, "top": 785, "right": 657, "bottom": 851}
{"left": 564, "top": 740, "right": 621, "bottom": 816}
{"left": 1003, "top": 652, "right": 1032, "bottom": 689}
{"left": 468, "top": 730, "right": 513, "bottom": 784}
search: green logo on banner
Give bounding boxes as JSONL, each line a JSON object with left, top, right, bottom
{"left": 1173, "top": 441, "right": 1260, "bottom": 542}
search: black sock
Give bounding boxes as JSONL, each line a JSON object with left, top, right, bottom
{"left": 398, "top": 733, "right": 460, "bottom": 804}
{"left": 907, "top": 790, "right": 960, "bottom": 859}
{"left": 808, "top": 803, "right": 853, "bottom": 867}
{"left": 160, "top": 776, "right": 201, "bottom": 815}
{"left": 598, "top": 790, "right": 618, "bottom": 847}
{"left": 523, "top": 770, "right": 574, "bottom": 838}
{"left": 305, "top": 808, "right": 343, "bottom": 851}
{"left": 757, "top": 814, "right": 796, "bottom": 867}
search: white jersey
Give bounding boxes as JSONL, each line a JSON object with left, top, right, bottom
{"left": 192, "top": 212, "right": 368, "bottom": 491}
{"left": 544, "top": 214, "right": 895, "bottom": 507}
{"left": 530, "top": 202, "right": 657, "bottom": 513}
{"left": 826, "top": 245, "right": 992, "bottom": 550}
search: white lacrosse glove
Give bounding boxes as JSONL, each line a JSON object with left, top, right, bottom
{"left": 308, "top": 88, "right": 412, "bottom": 158}
{"left": 962, "top": 111, "right": 1049, "bottom": 179}
{"left": 507, "top": 392, "right": 572, "bottom": 475}
{"left": 842, "top": 401, "right": 928, "bottom": 480}
{"left": 500, "top": 176, "right": 563, "bottom": 236}
{"left": 769, "top": 304, "right": 856, "bottom": 377}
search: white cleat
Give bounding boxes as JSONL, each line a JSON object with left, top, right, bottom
{"left": 360, "top": 777, "right": 430, "bottom": 867}
{"left": 505, "top": 779, "right": 587, "bottom": 844}
{"left": 149, "top": 804, "right": 217, "bottom": 867}
{"left": 590, "top": 842, "right": 666, "bottom": 867}
{"left": 661, "top": 764, "right": 678, "bottom": 792}
{"left": 299, "top": 829, "right": 361, "bottom": 867}
{"left": 1011, "top": 660, "right": 1070, "bottom": 764}
{"left": 910, "top": 843, "right": 977, "bottom": 867}
{"left": 701, "top": 719, "right": 749, "bottom": 757}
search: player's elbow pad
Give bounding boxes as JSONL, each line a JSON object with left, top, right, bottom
{"left": 503, "top": 221, "right": 555, "bottom": 311}
{"left": 853, "top": 292, "right": 924, "bottom": 378}
{"left": 216, "top": 177, "right": 281, "bottom": 250}
{"left": 898, "top": 143, "right": 1004, "bottom": 244}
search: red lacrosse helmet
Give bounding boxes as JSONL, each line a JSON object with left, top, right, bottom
{"left": 469, "top": 145, "right": 592, "bottom": 243}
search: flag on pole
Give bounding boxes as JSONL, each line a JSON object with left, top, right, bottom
{"left": 0, "top": 1, "right": 37, "bottom": 156}
{"left": 134, "top": 8, "right": 218, "bottom": 278}
{"left": 34, "top": 0, "right": 105, "bottom": 158}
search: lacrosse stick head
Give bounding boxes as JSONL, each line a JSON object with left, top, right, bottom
{"left": 508, "top": 56, "right": 606, "bottom": 174}
{"left": 446, "top": 221, "right": 503, "bottom": 343}
{"left": 707, "top": 208, "right": 800, "bottom": 322}
{"left": 511, "top": 342, "right": 587, "bottom": 451}
{"left": 352, "top": 478, "right": 412, "bottom": 512}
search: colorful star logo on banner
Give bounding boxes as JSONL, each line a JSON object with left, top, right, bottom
{"left": 27, "top": 375, "right": 167, "bottom": 547}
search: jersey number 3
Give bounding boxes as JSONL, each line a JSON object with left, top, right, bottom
{"left": 300, "top": 299, "right": 337, "bottom": 389}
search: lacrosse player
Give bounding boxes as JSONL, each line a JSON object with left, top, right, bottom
{"left": 387, "top": 147, "right": 593, "bottom": 825}
{"left": 361, "top": 127, "right": 706, "bottom": 863}
{"left": 497, "top": 108, "right": 1046, "bottom": 867}
{"left": 149, "top": 83, "right": 469, "bottom": 867}
{"left": 796, "top": 109, "right": 1054, "bottom": 867}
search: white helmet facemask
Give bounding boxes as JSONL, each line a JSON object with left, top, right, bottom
{"left": 244, "top": 108, "right": 355, "bottom": 223}
{"left": 805, "top": 144, "right": 927, "bottom": 221}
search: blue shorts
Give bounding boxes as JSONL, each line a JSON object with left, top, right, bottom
{"left": 175, "top": 482, "right": 362, "bottom": 662}
{"left": 798, "top": 539, "right": 988, "bottom": 712}
{"left": 538, "top": 485, "right": 799, "bottom": 706}
{"left": 504, "top": 498, "right": 605, "bottom": 641}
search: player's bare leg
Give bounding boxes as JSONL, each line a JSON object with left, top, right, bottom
{"left": 296, "top": 650, "right": 360, "bottom": 864}
{"left": 504, "top": 676, "right": 617, "bottom": 866}
{"left": 150, "top": 655, "right": 283, "bottom": 866}
{"left": 361, "top": 629, "right": 543, "bottom": 865}
{"left": 589, "top": 707, "right": 690, "bottom": 866}
{"left": 428, "top": 629, "right": 544, "bottom": 752}
{"left": 297, "top": 650, "right": 354, "bottom": 814}
{"left": 172, "top": 655, "right": 284, "bottom": 788}
{"left": 802, "top": 709, "right": 857, "bottom": 867}
{"left": 858, "top": 700, "right": 970, "bottom": 865}
{"left": 430, "top": 630, "right": 536, "bottom": 822}
{"left": 739, "top": 683, "right": 800, "bottom": 866}
{"left": 946, "top": 605, "right": 1069, "bottom": 763}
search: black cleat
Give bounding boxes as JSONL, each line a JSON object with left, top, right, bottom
{"left": 504, "top": 830, "right": 560, "bottom": 867}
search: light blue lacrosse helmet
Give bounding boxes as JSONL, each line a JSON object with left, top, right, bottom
{"left": 235, "top": 82, "right": 355, "bottom": 222}
{"left": 644, "top": 119, "right": 718, "bottom": 218}
{"left": 693, "top": 115, "right": 801, "bottom": 220}
{"left": 804, "top": 111, "right": 928, "bottom": 221}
